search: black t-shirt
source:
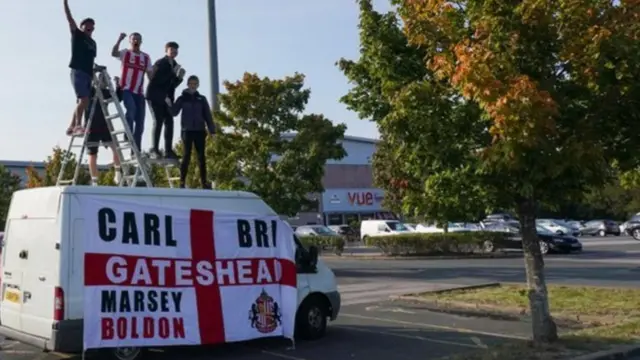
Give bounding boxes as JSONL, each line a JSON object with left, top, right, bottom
{"left": 69, "top": 28, "right": 97, "bottom": 74}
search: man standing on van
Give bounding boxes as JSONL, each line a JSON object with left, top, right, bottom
{"left": 63, "top": 0, "right": 97, "bottom": 136}
{"left": 111, "top": 32, "right": 153, "bottom": 154}
{"left": 146, "top": 42, "right": 185, "bottom": 160}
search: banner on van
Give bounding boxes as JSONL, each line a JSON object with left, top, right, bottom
{"left": 80, "top": 196, "right": 297, "bottom": 350}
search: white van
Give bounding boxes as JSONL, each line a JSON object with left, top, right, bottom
{"left": 0, "top": 186, "right": 340, "bottom": 359}
{"left": 360, "top": 220, "right": 412, "bottom": 241}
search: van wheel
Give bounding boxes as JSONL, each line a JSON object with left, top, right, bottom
{"left": 295, "top": 295, "right": 328, "bottom": 340}
{"left": 107, "top": 347, "right": 144, "bottom": 360}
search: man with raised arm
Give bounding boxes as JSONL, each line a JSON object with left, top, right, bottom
{"left": 111, "top": 32, "right": 153, "bottom": 155}
{"left": 63, "top": 0, "right": 97, "bottom": 136}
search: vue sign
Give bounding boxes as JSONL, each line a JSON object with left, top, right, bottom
{"left": 347, "top": 192, "right": 375, "bottom": 206}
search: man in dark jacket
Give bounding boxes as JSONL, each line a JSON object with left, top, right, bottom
{"left": 146, "top": 41, "right": 184, "bottom": 160}
{"left": 171, "top": 75, "right": 215, "bottom": 189}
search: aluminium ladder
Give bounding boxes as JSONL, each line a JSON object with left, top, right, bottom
{"left": 56, "top": 65, "right": 153, "bottom": 187}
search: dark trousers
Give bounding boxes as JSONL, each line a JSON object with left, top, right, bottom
{"left": 180, "top": 130, "right": 208, "bottom": 188}
{"left": 149, "top": 99, "right": 174, "bottom": 151}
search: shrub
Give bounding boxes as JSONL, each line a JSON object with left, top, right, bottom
{"left": 298, "top": 235, "right": 346, "bottom": 255}
{"left": 363, "top": 231, "right": 512, "bottom": 256}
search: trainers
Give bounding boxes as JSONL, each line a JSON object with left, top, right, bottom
{"left": 165, "top": 150, "right": 179, "bottom": 160}
{"left": 149, "top": 149, "right": 162, "bottom": 159}
{"left": 66, "top": 127, "right": 73, "bottom": 136}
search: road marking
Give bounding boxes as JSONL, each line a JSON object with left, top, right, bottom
{"left": 470, "top": 336, "right": 488, "bottom": 349}
{"left": 261, "top": 350, "right": 308, "bottom": 360}
{"left": 581, "top": 240, "right": 640, "bottom": 246}
{"left": 2, "top": 350, "right": 36, "bottom": 354}
{"left": 340, "top": 325, "right": 479, "bottom": 348}
{"left": 365, "top": 305, "right": 416, "bottom": 314}
{"left": 546, "top": 258, "right": 640, "bottom": 265}
{"left": 339, "top": 282, "right": 476, "bottom": 306}
{"left": 341, "top": 313, "right": 528, "bottom": 340}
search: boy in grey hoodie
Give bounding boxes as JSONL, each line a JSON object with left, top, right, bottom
{"left": 171, "top": 75, "right": 215, "bottom": 188}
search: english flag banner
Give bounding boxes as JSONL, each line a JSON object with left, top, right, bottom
{"left": 80, "top": 196, "right": 297, "bottom": 350}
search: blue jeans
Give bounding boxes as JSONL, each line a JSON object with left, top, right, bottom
{"left": 122, "top": 90, "right": 146, "bottom": 151}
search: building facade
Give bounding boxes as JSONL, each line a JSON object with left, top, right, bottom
{"left": 0, "top": 135, "right": 393, "bottom": 226}
{"left": 0, "top": 160, "right": 46, "bottom": 184}
{"left": 288, "top": 135, "right": 395, "bottom": 226}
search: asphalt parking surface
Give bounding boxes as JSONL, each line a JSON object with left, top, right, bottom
{"left": 0, "top": 299, "right": 530, "bottom": 360}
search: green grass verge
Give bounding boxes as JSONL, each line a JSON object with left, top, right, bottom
{"left": 417, "top": 284, "right": 640, "bottom": 359}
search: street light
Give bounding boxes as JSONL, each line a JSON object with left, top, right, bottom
{"left": 207, "top": 0, "right": 220, "bottom": 111}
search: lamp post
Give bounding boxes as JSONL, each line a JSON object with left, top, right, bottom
{"left": 207, "top": 0, "right": 220, "bottom": 111}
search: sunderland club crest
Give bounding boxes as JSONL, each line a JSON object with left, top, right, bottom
{"left": 248, "top": 289, "right": 282, "bottom": 333}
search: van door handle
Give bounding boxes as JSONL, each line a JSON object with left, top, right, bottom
{"left": 19, "top": 250, "right": 28, "bottom": 259}
{"left": 4, "top": 271, "right": 11, "bottom": 276}
{"left": 38, "top": 276, "right": 46, "bottom": 281}
{"left": 23, "top": 291, "right": 31, "bottom": 300}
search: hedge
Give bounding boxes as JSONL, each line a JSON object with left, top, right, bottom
{"left": 298, "top": 235, "right": 345, "bottom": 255}
{"left": 363, "top": 232, "right": 512, "bottom": 256}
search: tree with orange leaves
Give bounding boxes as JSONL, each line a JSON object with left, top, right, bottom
{"left": 341, "top": 0, "right": 640, "bottom": 343}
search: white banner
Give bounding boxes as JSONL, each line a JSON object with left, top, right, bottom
{"left": 81, "top": 196, "right": 297, "bottom": 350}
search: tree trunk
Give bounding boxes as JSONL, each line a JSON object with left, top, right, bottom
{"left": 516, "top": 198, "right": 558, "bottom": 343}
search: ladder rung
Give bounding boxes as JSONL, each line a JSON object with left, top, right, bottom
{"left": 58, "top": 180, "right": 73, "bottom": 185}
{"left": 167, "top": 177, "right": 181, "bottom": 181}
{"left": 106, "top": 113, "right": 121, "bottom": 121}
{"left": 111, "top": 130, "right": 126, "bottom": 136}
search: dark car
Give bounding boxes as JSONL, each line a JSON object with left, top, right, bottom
{"left": 623, "top": 215, "right": 640, "bottom": 240}
{"left": 580, "top": 220, "right": 621, "bottom": 237}
{"left": 483, "top": 225, "right": 582, "bottom": 254}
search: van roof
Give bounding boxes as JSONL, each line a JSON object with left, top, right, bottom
{"left": 16, "top": 185, "right": 261, "bottom": 199}
{"left": 7, "top": 186, "right": 273, "bottom": 220}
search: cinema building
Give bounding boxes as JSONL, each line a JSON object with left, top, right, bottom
{"left": 284, "top": 135, "right": 396, "bottom": 226}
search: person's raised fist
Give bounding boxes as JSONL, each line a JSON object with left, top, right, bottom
{"left": 118, "top": 32, "right": 126, "bottom": 41}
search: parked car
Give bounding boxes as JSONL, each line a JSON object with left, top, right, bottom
{"left": 403, "top": 223, "right": 418, "bottom": 232}
{"left": 481, "top": 219, "right": 520, "bottom": 230}
{"left": 328, "top": 225, "right": 359, "bottom": 242}
{"left": 485, "top": 213, "right": 517, "bottom": 222}
{"left": 482, "top": 225, "right": 582, "bottom": 254}
{"left": 623, "top": 217, "right": 640, "bottom": 240}
{"left": 620, "top": 215, "right": 640, "bottom": 235}
{"left": 295, "top": 225, "right": 338, "bottom": 237}
{"left": 360, "top": 220, "right": 412, "bottom": 240}
{"left": 415, "top": 222, "right": 476, "bottom": 233}
{"left": 482, "top": 222, "right": 520, "bottom": 234}
{"left": 536, "top": 219, "right": 579, "bottom": 237}
{"left": 580, "top": 220, "right": 621, "bottom": 236}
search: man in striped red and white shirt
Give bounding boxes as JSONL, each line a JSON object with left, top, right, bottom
{"left": 110, "top": 32, "right": 153, "bottom": 154}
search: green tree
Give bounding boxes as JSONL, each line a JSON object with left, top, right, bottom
{"left": 194, "top": 72, "right": 346, "bottom": 216}
{"left": 26, "top": 147, "right": 90, "bottom": 186}
{"left": 0, "top": 165, "right": 22, "bottom": 229}
{"left": 341, "top": 0, "right": 640, "bottom": 343}
{"left": 339, "top": 1, "right": 490, "bottom": 224}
